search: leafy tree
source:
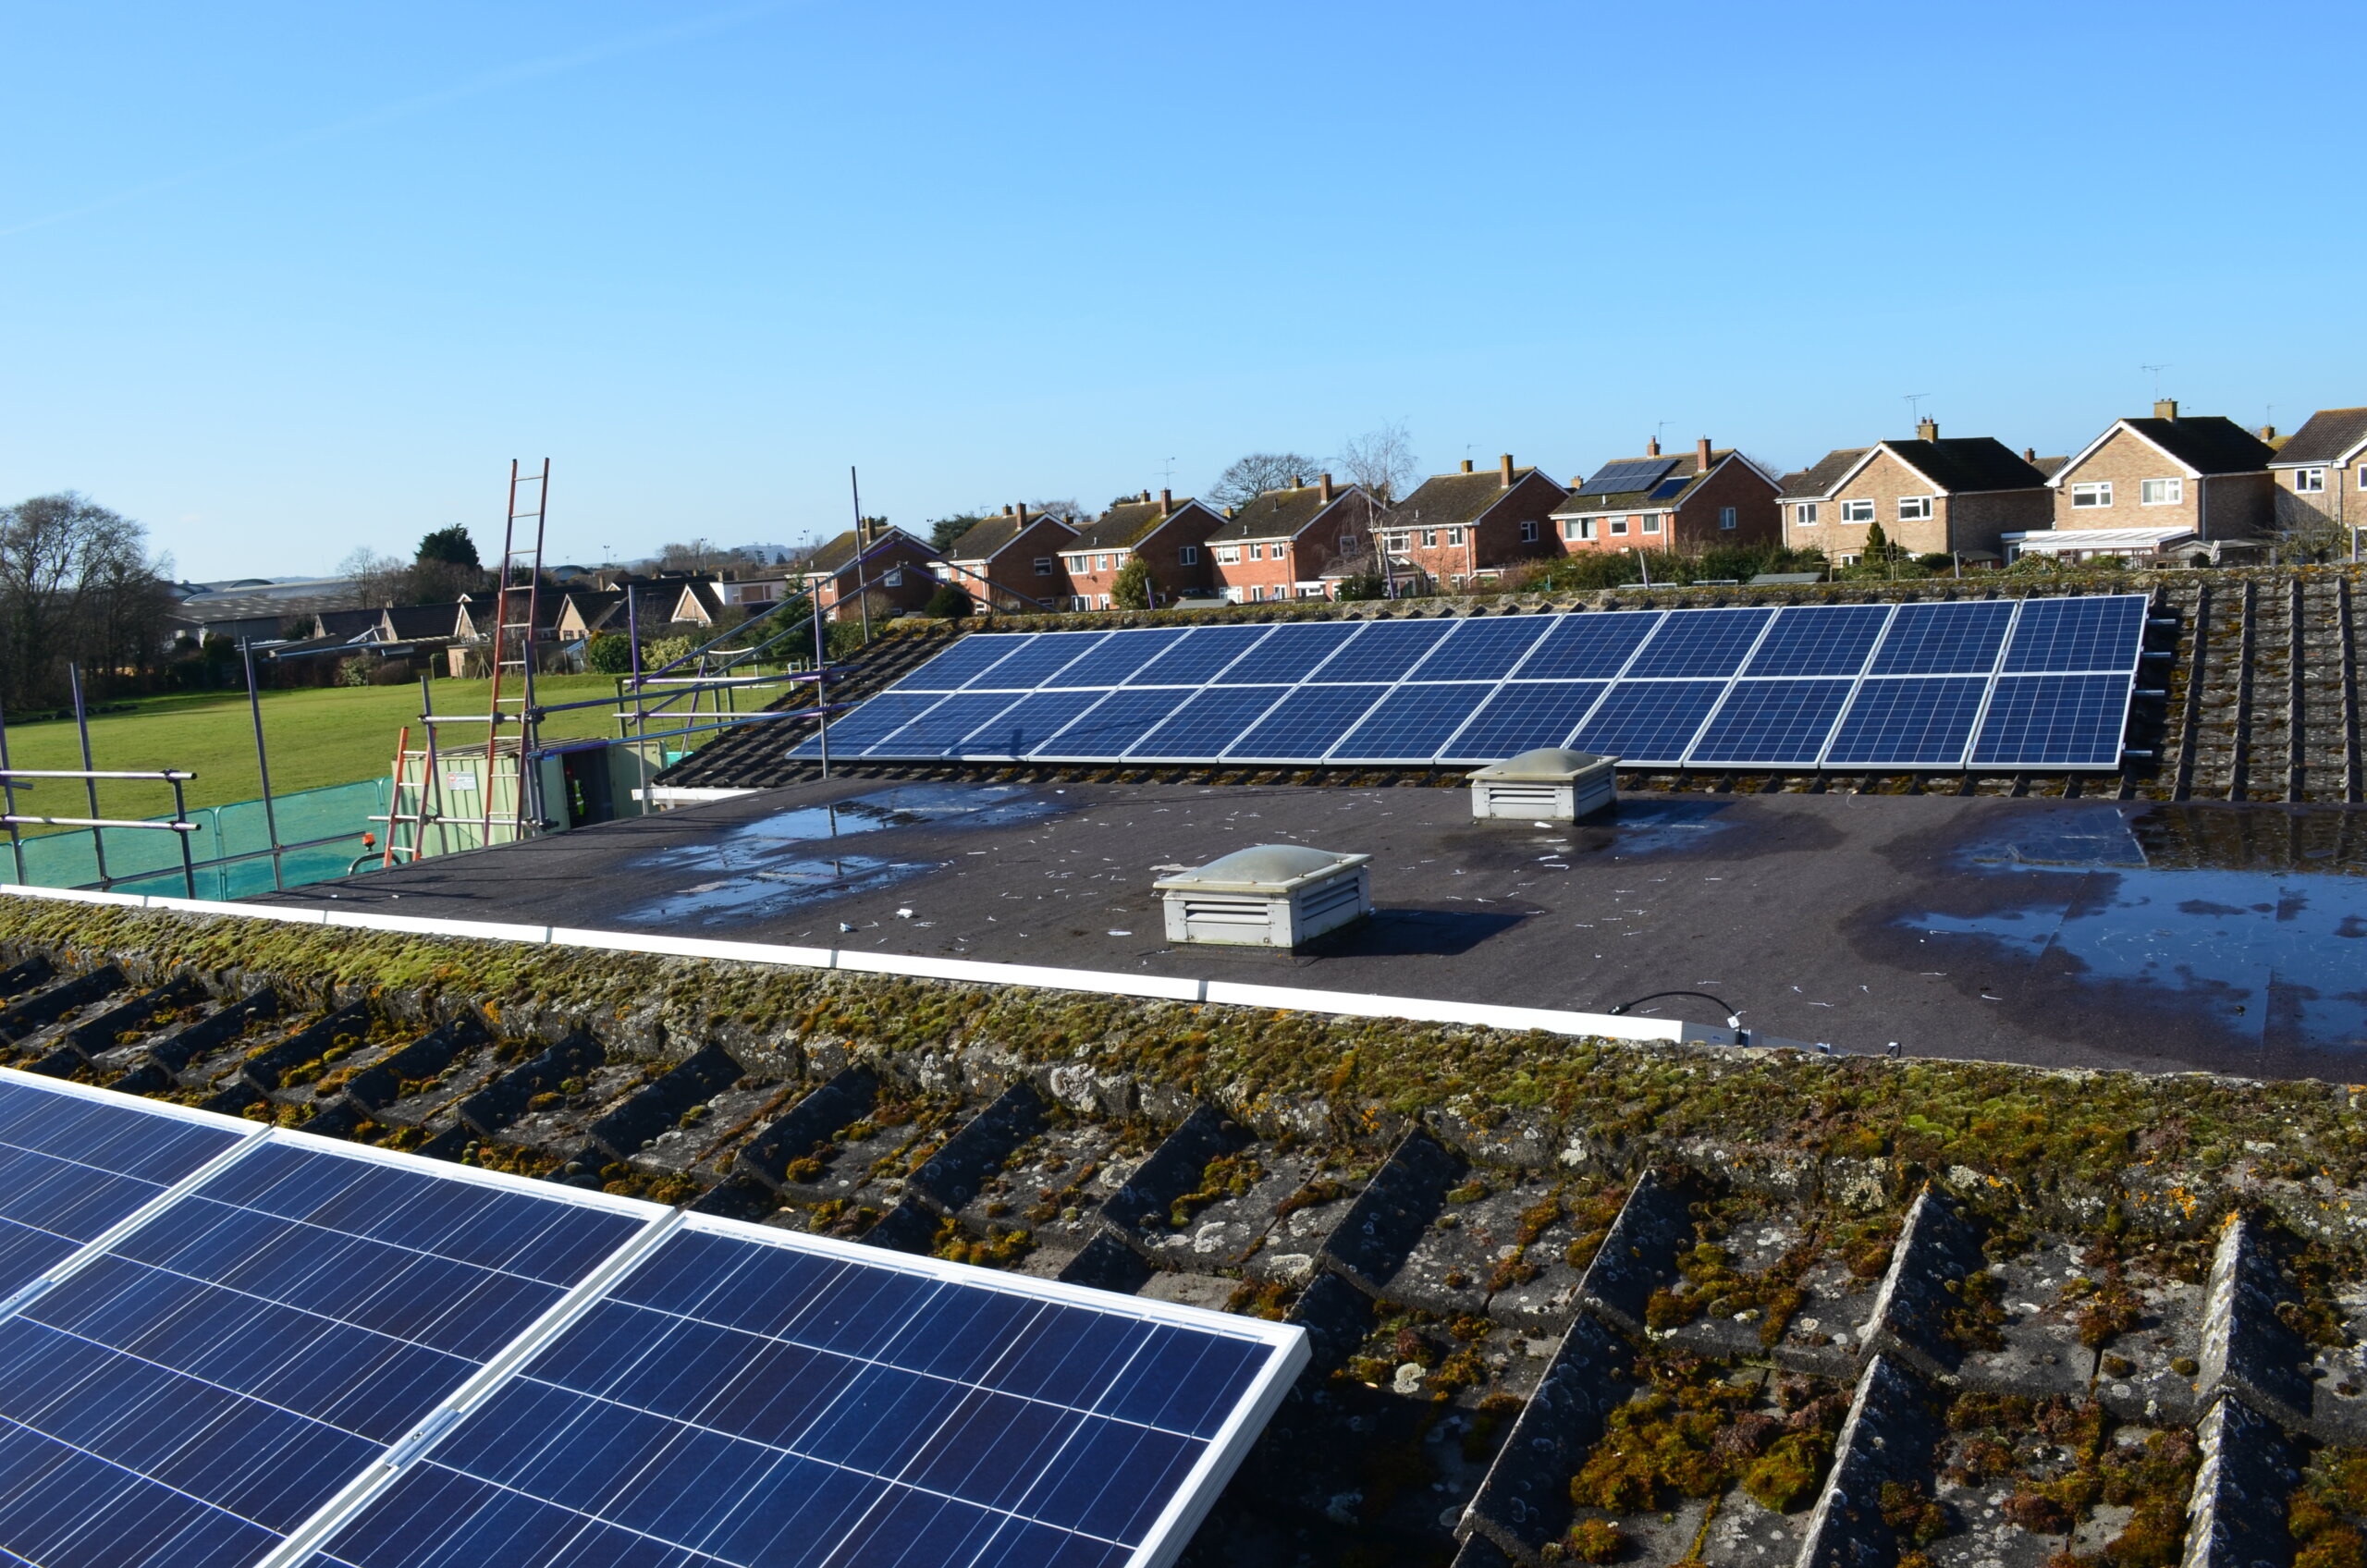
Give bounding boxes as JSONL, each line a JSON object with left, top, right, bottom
{"left": 928, "top": 513, "right": 992, "bottom": 552}
{"left": 1208, "top": 452, "right": 1319, "bottom": 511}
{"left": 585, "top": 632, "right": 634, "bottom": 673}
{"left": 925, "top": 583, "right": 973, "bottom": 619}
{"left": 1863, "top": 519, "right": 1889, "bottom": 560}
{"left": 1110, "top": 556, "right": 1153, "bottom": 610}
{"left": 416, "top": 525, "right": 479, "bottom": 568}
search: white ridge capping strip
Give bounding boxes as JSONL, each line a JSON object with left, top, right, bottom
{"left": 0, "top": 884, "right": 1702, "bottom": 1047}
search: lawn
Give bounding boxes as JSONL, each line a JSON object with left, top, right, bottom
{"left": 0, "top": 675, "right": 688, "bottom": 829}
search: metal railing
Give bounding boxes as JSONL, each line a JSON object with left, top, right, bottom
{"left": 0, "top": 767, "right": 200, "bottom": 898}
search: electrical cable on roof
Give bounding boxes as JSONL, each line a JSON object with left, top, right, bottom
{"left": 1607, "top": 989, "right": 1740, "bottom": 1029}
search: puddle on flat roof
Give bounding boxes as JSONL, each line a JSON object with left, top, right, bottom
{"left": 1571, "top": 799, "right": 1740, "bottom": 858}
{"left": 1907, "top": 803, "right": 2367, "bottom": 1052}
{"left": 619, "top": 783, "right": 1058, "bottom": 925}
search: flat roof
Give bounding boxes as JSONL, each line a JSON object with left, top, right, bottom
{"left": 251, "top": 780, "right": 2367, "bottom": 1081}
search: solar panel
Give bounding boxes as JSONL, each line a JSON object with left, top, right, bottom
{"left": 1330, "top": 682, "right": 1498, "bottom": 763}
{"left": 0, "top": 1130, "right": 648, "bottom": 1568}
{"left": 1441, "top": 681, "right": 1609, "bottom": 762}
{"left": 2001, "top": 595, "right": 2146, "bottom": 674}
{"left": 1824, "top": 676, "right": 1989, "bottom": 766}
{"left": 1127, "top": 687, "right": 1288, "bottom": 759}
{"left": 890, "top": 635, "right": 1034, "bottom": 693}
{"left": 1745, "top": 605, "right": 1894, "bottom": 678}
{"left": 1970, "top": 673, "right": 2134, "bottom": 767}
{"left": 1306, "top": 618, "right": 1454, "bottom": 683}
{"left": 306, "top": 1221, "right": 1301, "bottom": 1568}
{"left": 1226, "top": 684, "right": 1391, "bottom": 762}
{"left": 1647, "top": 477, "right": 1689, "bottom": 499}
{"left": 1868, "top": 600, "right": 2014, "bottom": 675}
{"left": 1575, "top": 457, "right": 1677, "bottom": 496}
{"left": 1686, "top": 680, "right": 1857, "bottom": 766}
{"left": 1625, "top": 607, "right": 1775, "bottom": 680}
{"left": 823, "top": 594, "right": 2147, "bottom": 771}
{"left": 1569, "top": 680, "right": 1728, "bottom": 765}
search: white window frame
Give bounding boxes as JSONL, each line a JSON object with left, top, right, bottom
{"left": 2140, "top": 478, "right": 2184, "bottom": 506}
{"left": 1096, "top": 553, "right": 1112, "bottom": 571}
{"left": 1840, "top": 498, "right": 1876, "bottom": 524}
{"left": 1897, "top": 496, "right": 1932, "bottom": 521}
{"left": 1065, "top": 555, "right": 1087, "bottom": 573}
{"left": 1718, "top": 506, "right": 1736, "bottom": 530}
{"left": 1641, "top": 515, "right": 1662, "bottom": 534}
{"left": 2070, "top": 482, "right": 2113, "bottom": 508}
{"left": 1446, "top": 527, "right": 1464, "bottom": 545}
{"left": 2358, "top": 465, "right": 2367, "bottom": 491}
{"left": 1609, "top": 517, "right": 1629, "bottom": 535}
{"left": 1215, "top": 545, "right": 1239, "bottom": 565}
{"left": 882, "top": 569, "right": 902, "bottom": 587}
{"left": 1421, "top": 529, "right": 1438, "bottom": 547}
{"left": 1178, "top": 545, "right": 1199, "bottom": 566}
{"left": 1795, "top": 503, "right": 1819, "bottom": 527}
{"left": 1033, "top": 557, "right": 1054, "bottom": 576}
{"left": 2295, "top": 468, "right": 2327, "bottom": 494}
{"left": 1519, "top": 519, "right": 1538, "bottom": 542}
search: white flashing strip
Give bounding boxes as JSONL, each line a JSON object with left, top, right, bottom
{"left": 0, "top": 883, "right": 1705, "bottom": 1047}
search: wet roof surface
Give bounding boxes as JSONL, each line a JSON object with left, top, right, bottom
{"left": 254, "top": 783, "right": 2367, "bottom": 1080}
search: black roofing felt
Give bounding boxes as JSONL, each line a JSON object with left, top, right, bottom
{"left": 2269, "top": 407, "right": 2367, "bottom": 467}
{"left": 2118, "top": 416, "right": 2276, "bottom": 476}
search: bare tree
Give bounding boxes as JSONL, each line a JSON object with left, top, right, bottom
{"left": 1335, "top": 420, "right": 1420, "bottom": 504}
{"left": 1208, "top": 453, "right": 1319, "bottom": 511}
{"left": 0, "top": 493, "right": 173, "bottom": 707}
{"left": 334, "top": 547, "right": 408, "bottom": 608}
{"left": 659, "top": 538, "right": 721, "bottom": 573}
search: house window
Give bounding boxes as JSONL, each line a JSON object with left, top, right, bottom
{"left": 1795, "top": 503, "right": 1820, "bottom": 526}
{"left": 1179, "top": 545, "right": 1199, "bottom": 565}
{"left": 1066, "top": 555, "right": 1087, "bottom": 572}
{"left": 1609, "top": 517, "right": 1629, "bottom": 535}
{"left": 2296, "top": 468, "right": 2327, "bottom": 494}
{"left": 2140, "top": 478, "right": 2184, "bottom": 505}
{"left": 1422, "top": 529, "right": 1438, "bottom": 547}
{"left": 1339, "top": 533, "right": 1356, "bottom": 551}
{"left": 1577, "top": 519, "right": 1596, "bottom": 540}
{"left": 1840, "top": 498, "right": 1876, "bottom": 523}
{"left": 1446, "top": 527, "right": 1464, "bottom": 545}
{"left": 883, "top": 569, "right": 902, "bottom": 587}
{"left": 1719, "top": 507, "right": 1736, "bottom": 530}
{"left": 1898, "top": 496, "right": 1932, "bottom": 521}
{"left": 1520, "top": 520, "right": 1538, "bottom": 542}
{"left": 1215, "top": 545, "right": 1239, "bottom": 564}
{"left": 1097, "top": 554, "right": 1113, "bottom": 570}
{"left": 2358, "top": 466, "right": 2367, "bottom": 490}
{"left": 1034, "top": 557, "right": 1054, "bottom": 575}
{"left": 2071, "top": 482, "right": 2113, "bottom": 508}
{"left": 1641, "top": 515, "right": 1662, "bottom": 534}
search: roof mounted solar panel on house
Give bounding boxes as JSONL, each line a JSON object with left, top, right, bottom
{"left": 967, "top": 631, "right": 1110, "bottom": 690}
{"left": 1685, "top": 679, "right": 1858, "bottom": 766}
{"left": 1044, "top": 627, "right": 1190, "bottom": 688}
{"left": 889, "top": 633, "right": 1035, "bottom": 692}
{"left": 1126, "top": 624, "right": 1273, "bottom": 686}
{"left": 1575, "top": 457, "right": 1677, "bottom": 496}
{"left": 1029, "top": 688, "right": 1183, "bottom": 762}
{"left": 1622, "top": 606, "right": 1775, "bottom": 680}
{"left": 1970, "top": 672, "right": 2135, "bottom": 767}
{"left": 1218, "top": 621, "right": 1362, "bottom": 685}
{"left": 2000, "top": 594, "right": 2147, "bottom": 674}
{"left": 1507, "top": 611, "right": 1662, "bottom": 680}
{"left": 1126, "top": 686, "right": 1292, "bottom": 760}
{"left": 1329, "top": 681, "right": 1500, "bottom": 763}
{"left": 1305, "top": 618, "right": 1454, "bottom": 683}
{"left": 1439, "top": 681, "right": 1610, "bottom": 764}
{"left": 1867, "top": 600, "right": 2016, "bottom": 675}
{"left": 1822, "top": 676, "right": 1991, "bottom": 766}
{"left": 791, "top": 692, "right": 949, "bottom": 757}
{"left": 1403, "top": 616, "right": 1555, "bottom": 681}
{"left": 960, "top": 690, "right": 1110, "bottom": 760}
{"left": 1224, "top": 684, "right": 1392, "bottom": 762}
{"left": 1568, "top": 680, "right": 1730, "bottom": 765}
{"left": 1744, "top": 604, "right": 1895, "bottom": 678}
{"left": 865, "top": 691, "right": 1024, "bottom": 758}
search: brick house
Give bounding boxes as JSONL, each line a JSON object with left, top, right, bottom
{"left": 1205, "top": 475, "right": 1375, "bottom": 603}
{"left": 1370, "top": 454, "right": 1566, "bottom": 592}
{"left": 1057, "top": 490, "right": 1226, "bottom": 609}
{"left": 1552, "top": 437, "right": 1780, "bottom": 557}
{"left": 942, "top": 505, "right": 1079, "bottom": 614}
{"left": 794, "top": 521, "right": 944, "bottom": 622}
{"left": 2041, "top": 400, "right": 2275, "bottom": 553}
{"left": 1777, "top": 423, "right": 2052, "bottom": 565}
{"left": 2267, "top": 406, "right": 2367, "bottom": 536}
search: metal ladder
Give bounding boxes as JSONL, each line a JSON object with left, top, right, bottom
{"left": 480, "top": 459, "right": 549, "bottom": 844}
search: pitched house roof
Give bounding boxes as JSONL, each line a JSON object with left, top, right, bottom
{"left": 1206, "top": 484, "right": 1359, "bottom": 544}
{"left": 2268, "top": 407, "right": 2367, "bottom": 468}
{"left": 944, "top": 511, "right": 1078, "bottom": 563}
{"left": 1777, "top": 438, "right": 2044, "bottom": 499}
{"left": 313, "top": 607, "right": 384, "bottom": 642}
{"left": 1551, "top": 450, "right": 1750, "bottom": 517}
{"left": 1065, "top": 496, "right": 1211, "bottom": 552}
{"left": 798, "top": 526, "right": 937, "bottom": 578}
{"left": 1395, "top": 466, "right": 1563, "bottom": 524}
{"left": 1774, "top": 449, "right": 1870, "bottom": 501}
{"left": 2030, "top": 455, "right": 2070, "bottom": 481}
{"left": 375, "top": 604, "right": 465, "bottom": 642}
{"left": 2058, "top": 415, "right": 2275, "bottom": 483}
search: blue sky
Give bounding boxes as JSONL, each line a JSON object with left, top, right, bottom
{"left": 3, "top": 1, "right": 2360, "bottom": 581}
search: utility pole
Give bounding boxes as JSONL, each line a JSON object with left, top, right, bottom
{"left": 849, "top": 466, "right": 871, "bottom": 643}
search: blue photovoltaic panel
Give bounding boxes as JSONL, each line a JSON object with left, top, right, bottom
{"left": 1744, "top": 605, "right": 1894, "bottom": 678}
{"left": 866, "top": 692, "right": 1020, "bottom": 757}
{"left": 958, "top": 691, "right": 1109, "bottom": 758}
{"left": 1569, "top": 680, "right": 1728, "bottom": 764}
{"left": 1030, "top": 689, "right": 1180, "bottom": 760}
{"left": 1647, "top": 476, "right": 1689, "bottom": 499}
{"left": 1226, "top": 685, "right": 1390, "bottom": 761}
{"left": 0, "top": 1138, "right": 644, "bottom": 1568}
{"left": 966, "top": 631, "right": 1107, "bottom": 690}
{"left": 1576, "top": 457, "right": 1676, "bottom": 496}
{"left": 1127, "top": 624, "right": 1271, "bottom": 685}
{"left": 1307, "top": 618, "right": 1454, "bottom": 683}
{"left": 1219, "top": 621, "right": 1361, "bottom": 685}
{"left": 2001, "top": 595, "right": 2146, "bottom": 674}
{"left": 1511, "top": 612, "right": 1662, "bottom": 680}
{"left": 1043, "top": 628, "right": 1188, "bottom": 689}
{"left": 1128, "top": 686, "right": 1287, "bottom": 758}
{"left": 1623, "top": 606, "right": 1775, "bottom": 679}
{"left": 0, "top": 1081, "right": 243, "bottom": 1300}
{"left": 309, "top": 1225, "right": 1293, "bottom": 1568}
{"left": 1686, "top": 680, "right": 1858, "bottom": 765}
{"left": 1970, "top": 673, "right": 2133, "bottom": 766}
{"left": 1330, "top": 683, "right": 1498, "bottom": 763}
{"left": 791, "top": 692, "right": 946, "bottom": 757}
{"left": 1868, "top": 600, "right": 2015, "bottom": 675}
{"left": 890, "top": 634, "right": 1033, "bottom": 692}
{"left": 1441, "top": 681, "right": 1608, "bottom": 762}
{"left": 1825, "top": 677, "right": 1990, "bottom": 766}
{"left": 1406, "top": 616, "right": 1555, "bottom": 681}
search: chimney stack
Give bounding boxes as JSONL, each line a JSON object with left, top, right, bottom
{"left": 2154, "top": 398, "right": 2179, "bottom": 421}
{"left": 2261, "top": 424, "right": 2277, "bottom": 442}
{"left": 1500, "top": 453, "right": 1515, "bottom": 487}
{"left": 1647, "top": 436, "right": 1662, "bottom": 457}
{"left": 2024, "top": 447, "right": 2037, "bottom": 462}
{"left": 1159, "top": 487, "right": 1172, "bottom": 514}
{"left": 1915, "top": 418, "right": 1939, "bottom": 442}
{"left": 1461, "top": 458, "right": 1475, "bottom": 473}
{"left": 1001, "top": 504, "right": 1013, "bottom": 517}
{"left": 1289, "top": 474, "right": 1303, "bottom": 489}
{"left": 1319, "top": 472, "right": 1335, "bottom": 503}
{"left": 1016, "top": 502, "right": 1029, "bottom": 526}
{"left": 1694, "top": 437, "right": 1712, "bottom": 472}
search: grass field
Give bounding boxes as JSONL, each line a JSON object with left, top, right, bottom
{"left": 0, "top": 675, "right": 712, "bottom": 830}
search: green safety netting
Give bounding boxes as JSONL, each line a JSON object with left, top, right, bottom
{"left": 0, "top": 778, "right": 391, "bottom": 900}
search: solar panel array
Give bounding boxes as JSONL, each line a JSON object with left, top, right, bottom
{"left": 801, "top": 595, "right": 2150, "bottom": 772}
{"left": 0, "top": 1072, "right": 1302, "bottom": 1568}
{"left": 1574, "top": 457, "right": 1676, "bottom": 496}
